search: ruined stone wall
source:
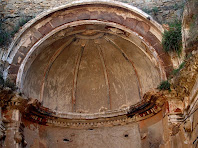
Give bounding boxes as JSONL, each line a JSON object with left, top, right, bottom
{"left": 23, "top": 122, "right": 142, "bottom": 148}
{"left": 0, "top": 0, "right": 185, "bottom": 30}
{"left": 182, "top": 0, "right": 198, "bottom": 52}
{"left": 22, "top": 118, "right": 164, "bottom": 148}
{"left": 0, "top": 0, "right": 185, "bottom": 73}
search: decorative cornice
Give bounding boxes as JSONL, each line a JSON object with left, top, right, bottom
{"left": 0, "top": 53, "right": 197, "bottom": 128}
{"left": 0, "top": 88, "right": 166, "bottom": 128}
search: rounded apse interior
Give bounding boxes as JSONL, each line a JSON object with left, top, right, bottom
{"left": 5, "top": 1, "right": 172, "bottom": 117}
{"left": 22, "top": 24, "right": 161, "bottom": 114}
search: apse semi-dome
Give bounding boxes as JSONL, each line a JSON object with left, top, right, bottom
{"left": 4, "top": 0, "right": 172, "bottom": 116}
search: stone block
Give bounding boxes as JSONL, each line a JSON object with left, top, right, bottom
{"left": 90, "top": 11, "right": 99, "bottom": 20}
{"left": 8, "top": 65, "right": 20, "bottom": 74}
{"left": 135, "top": 21, "right": 150, "bottom": 36}
{"left": 76, "top": 11, "right": 90, "bottom": 20}
{"left": 38, "top": 22, "right": 54, "bottom": 36}
{"left": 12, "top": 51, "right": 25, "bottom": 65}
{"left": 123, "top": 17, "right": 138, "bottom": 30}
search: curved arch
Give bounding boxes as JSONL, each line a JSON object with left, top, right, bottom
{"left": 4, "top": 0, "right": 172, "bottom": 81}
{"left": 3, "top": 0, "right": 173, "bottom": 118}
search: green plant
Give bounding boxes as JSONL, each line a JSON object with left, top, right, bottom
{"left": 174, "top": 3, "right": 179, "bottom": 10}
{"left": 11, "top": 17, "right": 32, "bottom": 36}
{"left": 0, "top": 22, "right": 9, "bottom": 46}
{"left": 173, "top": 2, "right": 185, "bottom": 11}
{"left": 142, "top": 8, "right": 152, "bottom": 14}
{"left": 121, "top": 0, "right": 129, "bottom": 3}
{"left": 152, "top": 7, "right": 159, "bottom": 14}
{"left": 162, "top": 20, "right": 182, "bottom": 56}
{"left": 0, "top": 16, "right": 33, "bottom": 47}
{"left": 157, "top": 80, "right": 171, "bottom": 91}
{"left": 157, "top": 53, "right": 191, "bottom": 92}
{"left": 171, "top": 61, "right": 185, "bottom": 76}
{"left": 142, "top": 7, "right": 159, "bottom": 15}
{"left": 169, "top": 53, "right": 192, "bottom": 78}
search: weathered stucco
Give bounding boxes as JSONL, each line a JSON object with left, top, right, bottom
{"left": 0, "top": 0, "right": 198, "bottom": 148}
{"left": 23, "top": 121, "right": 142, "bottom": 148}
{"left": 2, "top": 0, "right": 171, "bottom": 116}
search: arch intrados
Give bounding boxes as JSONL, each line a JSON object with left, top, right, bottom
{"left": 2, "top": 0, "right": 172, "bottom": 123}
{"left": 17, "top": 20, "right": 166, "bottom": 91}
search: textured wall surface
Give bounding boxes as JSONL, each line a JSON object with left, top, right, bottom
{"left": 23, "top": 122, "right": 142, "bottom": 148}
{"left": 22, "top": 118, "right": 164, "bottom": 148}
{"left": 0, "top": 0, "right": 184, "bottom": 73}
{"left": 0, "top": 1, "right": 197, "bottom": 148}
{"left": 0, "top": 0, "right": 184, "bottom": 29}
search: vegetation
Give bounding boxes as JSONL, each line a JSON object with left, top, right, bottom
{"left": 157, "top": 53, "right": 192, "bottom": 92}
{"left": 0, "top": 21, "right": 9, "bottom": 46}
{"left": 142, "top": 7, "right": 159, "bottom": 15}
{"left": 171, "top": 62, "right": 185, "bottom": 76}
{"left": 152, "top": 7, "right": 159, "bottom": 15}
{"left": 157, "top": 80, "right": 171, "bottom": 91}
{"left": 173, "top": 3, "right": 185, "bottom": 11}
{"left": 0, "top": 16, "right": 32, "bottom": 47}
{"left": 162, "top": 20, "right": 182, "bottom": 56}
{"left": 10, "top": 17, "right": 32, "bottom": 36}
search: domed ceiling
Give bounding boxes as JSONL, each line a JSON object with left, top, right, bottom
{"left": 5, "top": 1, "right": 172, "bottom": 117}
{"left": 23, "top": 30, "right": 160, "bottom": 114}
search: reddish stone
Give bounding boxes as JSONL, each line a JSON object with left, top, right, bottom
{"left": 76, "top": 11, "right": 90, "bottom": 20}
{"left": 7, "top": 74, "right": 17, "bottom": 82}
{"left": 109, "top": 12, "right": 124, "bottom": 24}
{"left": 148, "top": 110, "right": 152, "bottom": 114}
{"left": 135, "top": 21, "right": 150, "bottom": 36}
{"left": 38, "top": 22, "right": 54, "bottom": 36}
{"left": 73, "top": 25, "right": 86, "bottom": 31}
{"left": 63, "top": 13, "right": 78, "bottom": 23}
{"left": 143, "top": 31, "right": 173, "bottom": 75}
{"left": 98, "top": 11, "right": 112, "bottom": 21}
{"left": 174, "top": 108, "right": 182, "bottom": 113}
{"left": 90, "top": 11, "right": 99, "bottom": 19}
{"left": 18, "top": 46, "right": 28, "bottom": 56}
{"left": 139, "top": 111, "right": 163, "bottom": 130}
{"left": 159, "top": 54, "right": 173, "bottom": 75}
{"left": 143, "top": 31, "right": 158, "bottom": 47}
{"left": 8, "top": 65, "right": 20, "bottom": 74}
{"left": 165, "top": 101, "right": 170, "bottom": 113}
{"left": 164, "top": 65, "right": 174, "bottom": 77}
{"left": 153, "top": 42, "right": 164, "bottom": 55}
{"left": 123, "top": 17, "right": 138, "bottom": 30}
{"left": 50, "top": 16, "right": 64, "bottom": 28}
{"left": 97, "top": 12, "right": 124, "bottom": 24}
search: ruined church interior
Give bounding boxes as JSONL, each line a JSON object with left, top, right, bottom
{"left": 0, "top": 0, "right": 198, "bottom": 147}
